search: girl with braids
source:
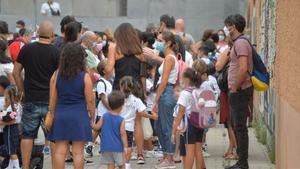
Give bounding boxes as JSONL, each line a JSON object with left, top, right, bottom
{"left": 0, "top": 40, "right": 15, "bottom": 84}
{"left": 0, "top": 85, "right": 22, "bottom": 169}
{"left": 119, "top": 76, "right": 158, "bottom": 169}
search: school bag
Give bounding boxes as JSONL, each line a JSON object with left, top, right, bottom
{"left": 177, "top": 53, "right": 189, "bottom": 85}
{"left": 234, "top": 37, "right": 270, "bottom": 91}
{"left": 185, "top": 87, "right": 217, "bottom": 129}
{"left": 95, "top": 79, "right": 107, "bottom": 107}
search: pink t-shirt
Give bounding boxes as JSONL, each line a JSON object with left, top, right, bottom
{"left": 228, "top": 36, "right": 253, "bottom": 90}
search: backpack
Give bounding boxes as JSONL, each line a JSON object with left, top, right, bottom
{"left": 186, "top": 87, "right": 217, "bottom": 129}
{"left": 177, "top": 53, "right": 189, "bottom": 85}
{"left": 234, "top": 37, "right": 270, "bottom": 91}
{"left": 95, "top": 79, "right": 107, "bottom": 107}
{"left": 217, "top": 63, "right": 229, "bottom": 92}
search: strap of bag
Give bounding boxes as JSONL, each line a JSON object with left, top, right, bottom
{"left": 47, "top": 2, "right": 59, "bottom": 15}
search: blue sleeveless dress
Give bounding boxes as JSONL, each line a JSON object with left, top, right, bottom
{"left": 48, "top": 71, "right": 92, "bottom": 142}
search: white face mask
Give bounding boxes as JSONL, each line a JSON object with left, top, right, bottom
{"left": 218, "top": 35, "right": 225, "bottom": 42}
{"left": 16, "top": 27, "right": 21, "bottom": 33}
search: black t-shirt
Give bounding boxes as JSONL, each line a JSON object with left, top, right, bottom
{"left": 17, "top": 42, "right": 60, "bottom": 103}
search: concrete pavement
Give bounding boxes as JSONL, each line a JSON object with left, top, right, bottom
{"left": 43, "top": 127, "right": 274, "bottom": 169}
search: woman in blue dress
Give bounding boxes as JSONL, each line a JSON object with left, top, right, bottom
{"left": 48, "top": 43, "right": 95, "bottom": 169}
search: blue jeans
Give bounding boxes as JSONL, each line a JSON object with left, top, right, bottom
{"left": 155, "top": 85, "right": 176, "bottom": 155}
{"left": 21, "top": 102, "right": 48, "bottom": 139}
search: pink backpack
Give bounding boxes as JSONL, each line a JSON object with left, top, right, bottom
{"left": 185, "top": 87, "right": 217, "bottom": 129}
{"left": 177, "top": 53, "right": 189, "bottom": 85}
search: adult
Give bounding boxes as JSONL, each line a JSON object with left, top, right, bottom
{"left": 175, "top": 18, "right": 195, "bottom": 53}
{"left": 217, "top": 29, "right": 229, "bottom": 54}
{"left": 215, "top": 41, "right": 238, "bottom": 160}
{"left": 15, "top": 20, "right": 25, "bottom": 34}
{"left": 9, "top": 28, "right": 33, "bottom": 62}
{"left": 224, "top": 14, "right": 253, "bottom": 169}
{"left": 41, "top": 0, "right": 61, "bottom": 16}
{"left": 0, "top": 40, "right": 15, "bottom": 84}
{"left": 48, "top": 43, "right": 94, "bottom": 169}
{"left": 13, "top": 21, "right": 60, "bottom": 169}
{"left": 53, "top": 15, "right": 77, "bottom": 48}
{"left": 152, "top": 31, "right": 178, "bottom": 169}
{"left": 80, "top": 31, "right": 100, "bottom": 70}
{"left": 105, "top": 23, "right": 146, "bottom": 164}
{"left": 0, "top": 21, "right": 9, "bottom": 41}
{"left": 191, "top": 29, "right": 214, "bottom": 58}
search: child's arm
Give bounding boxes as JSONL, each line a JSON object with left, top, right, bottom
{"left": 172, "top": 105, "right": 185, "bottom": 137}
{"left": 137, "top": 111, "right": 158, "bottom": 120}
{"left": 99, "top": 94, "right": 110, "bottom": 110}
{"left": 120, "top": 120, "right": 128, "bottom": 155}
{"left": 92, "top": 117, "right": 103, "bottom": 131}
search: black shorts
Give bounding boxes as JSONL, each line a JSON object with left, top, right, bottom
{"left": 184, "top": 121, "right": 204, "bottom": 145}
{"left": 126, "top": 131, "right": 134, "bottom": 148}
{"left": 179, "top": 135, "right": 186, "bottom": 156}
{"left": 0, "top": 124, "right": 19, "bottom": 156}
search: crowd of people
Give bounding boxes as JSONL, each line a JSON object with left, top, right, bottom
{"left": 0, "top": 13, "right": 253, "bottom": 169}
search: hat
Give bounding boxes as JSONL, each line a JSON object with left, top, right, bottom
{"left": 0, "top": 21, "right": 9, "bottom": 34}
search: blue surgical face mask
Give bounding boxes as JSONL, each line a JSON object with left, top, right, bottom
{"left": 156, "top": 41, "right": 165, "bottom": 52}
{"left": 218, "top": 35, "right": 225, "bottom": 42}
{"left": 15, "top": 27, "right": 21, "bottom": 33}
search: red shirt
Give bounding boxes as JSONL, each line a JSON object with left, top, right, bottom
{"left": 8, "top": 37, "right": 28, "bottom": 62}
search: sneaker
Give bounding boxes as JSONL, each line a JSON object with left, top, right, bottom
{"left": 131, "top": 153, "right": 138, "bottom": 160}
{"left": 155, "top": 160, "right": 176, "bottom": 169}
{"left": 84, "top": 145, "right": 93, "bottom": 158}
{"left": 84, "top": 159, "right": 94, "bottom": 166}
{"left": 43, "top": 146, "right": 50, "bottom": 155}
{"left": 125, "top": 163, "right": 132, "bottom": 169}
{"left": 145, "top": 150, "right": 164, "bottom": 158}
{"left": 225, "top": 162, "right": 249, "bottom": 169}
{"left": 202, "top": 150, "right": 211, "bottom": 158}
{"left": 137, "top": 154, "right": 145, "bottom": 164}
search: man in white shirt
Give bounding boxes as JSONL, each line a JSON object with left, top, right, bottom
{"left": 41, "top": 0, "right": 61, "bottom": 16}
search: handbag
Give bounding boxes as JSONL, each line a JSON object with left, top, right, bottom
{"left": 44, "top": 71, "right": 58, "bottom": 132}
{"left": 45, "top": 111, "right": 54, "bottom": 132}
{"left": 141, "top": 117, "right": 153, "bottom": 140}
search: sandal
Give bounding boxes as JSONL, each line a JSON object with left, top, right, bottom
{"left": 137, "top": 154, "right": 145, "bottom": 165}
{"left": 224, "top": 153, "right": 239, "bottom": 160}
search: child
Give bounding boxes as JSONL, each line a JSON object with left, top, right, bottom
{"left": 173, "top": 61, "right": 209, "bottom": 169}
{"left": 92, "top": 91, "right": 128, "bottom": 169}
{"left": 172, "top": 85, "right": 184, "bottom": 164}
{"left": 85, "top": 60, "right": 113, "bottom": 157}
{"left": 119, "top": 76, "right": 158, "bottom": 169}
{"left": 0, "top": 85, "right": 22, "bottom": 169}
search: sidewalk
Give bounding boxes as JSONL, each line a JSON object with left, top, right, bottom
{"left": 43, "top": 127, "right": 275, "bottom": 169}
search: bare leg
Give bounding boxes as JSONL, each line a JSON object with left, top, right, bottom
{"left": 108, "top": 164, "right": 115, "bottom": 169}
{"left": 134, "top": 115, "right": 144, "bottom": 156}
{"left": 53, "top": 141, "right": 68, "bottom": 169}
{"left": 50, "top": 142, "right": 56, "bottom": 167}
{"left": 21, "top": 139, "right": 34, "bottom": 169}
{"left": 185, "top": 144, "right": 195, "bottom": 169}
{"left": 174, "top": 132, "right": 181, "bottom": 161}
{"left": 195, "top": 142, "right": 205, "bottom": 169}
{"left": 72, "top": 141, "right": 85, "bottom": 169}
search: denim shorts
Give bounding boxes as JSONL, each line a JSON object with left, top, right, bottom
{"left": 21, "top": 102, "right": 48, "bottom": 139}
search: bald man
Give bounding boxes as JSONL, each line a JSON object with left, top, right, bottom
{"left": 175, "top": 18, "right": 195, "bottom": 53}
{"left": 80, "top": 31, "right": 100, "bottom": 69}
{"left": 13, "top": 20, "right": 60, "bottom": 169}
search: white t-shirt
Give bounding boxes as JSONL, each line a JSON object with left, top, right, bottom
{"left": 158, "top": 55, "right": 179, "bottom": 85}
{"left": 208, "top": 75, "right": 221, "bottom": 99}
{"left": 120, "top": 94, "right": 146, "bottom": 132}
{"left": 177, "top": 90, "right": 192, "bottom": 117}
{"left": 96, "top": 78, "right": 112, "bottom": 117}
{"left": 0, "top": 63, "right": 13, "bottom": 77}
{"left": 146, "top": 78, "right": 155, "bottom": 112}
{"left": 0, "top": 97, "right": 4, "bottom": 112}
{"left": 6, "top": 103, "right": 22, "bottom": 124}
{"left": 34, "top": 127, "right": 45, "bottom": 146}
{"left": 201, "top": 57, "right": 211, "bottom": 65}
{"left": 41, "top": 2, "right": 61, "bottom": 16}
